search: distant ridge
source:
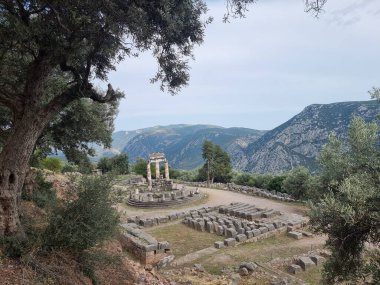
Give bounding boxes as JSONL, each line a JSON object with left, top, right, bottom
{"left": 97, "top": 100, "right": 379, "bottom": 173}
{"left": 240, "top": 100, "right": 379, "bottom": 173}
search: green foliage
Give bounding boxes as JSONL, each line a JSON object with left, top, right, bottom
{"left": 61, "top": 163, "right": 79, "bottom": 173}
{"left": 282, "top": 166, "right": 312, "bottom": 200}
{"left": 42, "top": 176, "right": 119, "bottom": 252}
{"left": 309, "top": 117, "right": 380, "bottom": 284}
{"left": 175, "top": 169, "right": 200, "bottom": 182}
{"left": 233, "top": 173, "right": 256, "bottom": 187}
{"left": 40, "top": 157, "right": 64, "bottom": 173}
{"left": 0, "top": 236, "right": 28, "bottom": 258}
{"left": 132, "top": 157, "right": 148, "bottom": 178}
{"left": 201, "top": 140, "right": 232, "bottom": 183}
{"left": 268, "top": 175, "right": 286, "bottom": 191}
{"left": 252, "top": 174, "right": 273, "bottom": 189}
{"left": 98, "top": 154, "right": 129, "bottom": 175}
{"left": 78, "top": 250, "right": 121, "bottom": 285}
{"left": 22, "top": 172, "right": 57, "bottom": 209}
{"left": 232, "top": 172, "right": 288, "bottom": 192}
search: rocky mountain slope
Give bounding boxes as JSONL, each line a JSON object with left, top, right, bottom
{"left": 119, "top": 125, "right": 266, "bottom": 170}
{"left": 98, "top": 100, "right": 378, "bottom": 173}
{"left": 240, "top": 100, "right": 379, "bottom": 173}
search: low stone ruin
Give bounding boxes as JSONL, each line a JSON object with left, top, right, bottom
{"left": 185, "top": 182, "right": 296, "bottom": 202}
{"left": 288, "top": 254, "right": 325, "bottom": 274}
{"left": 127, "top": 186, "right": 203, "bottom": 208}
{"left": 182, "top": 202, "right": 308, "bottom": 247}
{"left": 118, "top": 223, "right": 174, "bottom": 268}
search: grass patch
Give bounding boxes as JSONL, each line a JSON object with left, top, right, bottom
{"left": 296, "top": 266, "right": 322, "bottom": 285}
{"left": 145, "top": 223, "right": 223, "bottom": 257}
{"left": 187, "top": 234, "right": 324, "bottom": 276}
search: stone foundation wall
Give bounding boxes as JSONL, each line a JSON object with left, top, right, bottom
{"left": 183, "top": 182, "right": 297, "bottom": 202}
{"left": 118, "top": 223, "right": 173, "bottom": 267}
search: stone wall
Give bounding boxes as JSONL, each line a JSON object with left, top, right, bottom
{"left": 118, "top": 223, "right": 174, "bottom": 267}
{"left": 183, "top": 182, "right": 296, "bottom": 202}
{"left": 127, "top": 206, "right": 220, "bottom": 228}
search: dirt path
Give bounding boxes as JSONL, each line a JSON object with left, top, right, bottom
{"left": 119, "top": 185, "right": 307, "bottom": 220}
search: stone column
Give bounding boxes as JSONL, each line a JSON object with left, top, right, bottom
{"left": 164, "top": 161, "right": 170, "bottom": 181}
{"left": 147, "top": 163, "right": 152, "bottom": 191}
{"left": 155, "top": 161, "right": 160, "bottom": 180}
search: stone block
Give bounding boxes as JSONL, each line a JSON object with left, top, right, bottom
{"left": 236, "top": 234, "right": 247, "bottom": 242}
{"left": 158, "top": 241, "right": 171, "bottom": 250}
{"left": 252, "top": 229, "right": 261, "bottom": 237}
{"left": 144, "top": 244, "right": 157, "bottom": 252}
{"left": 310, "top": 255, "right": 325, "bottom": 266}
{"left": 262, "top": 210, "right": 275, "bottom": 218}
{"left": 288, "top": 264, "right": 302, "bottom": 274}
{"left": 226, "top": 228, "right": 237, "bottom": 238}
{"left": 298, "top": 257, "right": 316, "bottom": 271}
{"left": 273, "top": 221, "right": 283, "bottom": 229}
{"left": 224, "top": 238, "right": 236, "bottom": 246}
{"left": 195, "top": 221, "right": 205, "bottom": 232}
{"left": 246, "top": 231, "right": 253, "bottom": 239}
{"left": 217, "top": 225, "right": 224, "bottom": 236}
{"left": 266, "top": 224, "right": 275, "bottom": 231}
{"left": 259, "top": 227, "right": 268, "bottom": 234}
{"left": 206, "top": 222, "right": 214, "bottom": 233}
{"left": 238, "top": 227, "right": 245, "bottom": 234}
{"left": 288, "top": 231, "right": 303, "bottom": 240}
{"left": 214, "top": 241, "right": 225, "bottom": 249}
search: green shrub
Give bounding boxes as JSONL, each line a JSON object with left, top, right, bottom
{"left": 97, "top": 154, "right": 129, "bottom": 175}
{"left": 62, "top": 163, "right": 79, "bottom": 173}
{"left": 0, "top": 236, "right": 28, "bottom": 258}
{"left": 41, "top": 157, "right": 64, "bottom": 172}
{"left": 42, "top": 175, "right": 119, "bottom": 252}
{"left": 22, "top": 172, "right": 57, "bottom": 209}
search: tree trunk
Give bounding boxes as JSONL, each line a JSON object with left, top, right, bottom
{"left": 0, "top": 109, "right": 49, "bottom": 236}
{"left": 207, "top": 160, "right": 210, "bottom": 187}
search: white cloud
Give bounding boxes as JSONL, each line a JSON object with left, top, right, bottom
{"left": 106, "top": 0, "right": 380, "bottom": 131}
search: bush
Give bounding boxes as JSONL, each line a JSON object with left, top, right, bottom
{"left": 22, "top": 171, "right": 57, "bottom": 209}
{"left": 233, "top": 173, "right": 256, "bottom": 187}
{"left": 0, "top": 236, "right": 28, "bottom": 258}
{"left": 41, "top": 157, "right": 64, "bottom": 172}
{"left": 282, "top": 166, "right": 312, "bottom": 199}
{"left": 98, "top": 154, "right": 129, "bottom": 175}
{"left": 62, "top": 163, "right": 79, "bottom": 173}
{"left": 42, "top": 175, "right": 119, "bottom": 252}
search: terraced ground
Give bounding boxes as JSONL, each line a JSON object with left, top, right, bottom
{"left": 120, "top": 185, "right": 326, "bottom": 285}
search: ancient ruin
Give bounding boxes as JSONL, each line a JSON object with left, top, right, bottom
{"left": 181, "top": 203, "right": 308, "bottom": 246}
{"left": 119, "top": 223, "right": 174, "bottom": 268}
{"left": 126, "top": 153, "right": 204, "bottom": 207}
{"left": 146, "top": 153, "right": 171, "bottom": 191}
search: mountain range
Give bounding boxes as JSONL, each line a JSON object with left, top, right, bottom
{"left": 98, "top": 100, "right": 379, "bottom": 174}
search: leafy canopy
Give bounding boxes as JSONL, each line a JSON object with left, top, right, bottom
{"left": 309, "top": 117, "right": 380, "bottom": 284}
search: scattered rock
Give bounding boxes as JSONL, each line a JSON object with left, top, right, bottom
{"left": 193, "top": 264, "right": 204, "bottom": 272}
{"left": 238, "top": 267, "right": 249, "bottom": 276}
{"left": 288, "top": 264, "right": 302, "bottom": 274}
{"left": 228, "top": 273, "right": 241, "bottom": 285}
{"left": 239, "top": 262, "right": 257, "bottom": 272}
{"left": 287, "top": 231, "right": 303, "bottom": 240}
{"left": 298, "top": 257, "right": 316, "bottom": 271}
{"left": 310, "top": 255, "right": 325, "bottom": 265}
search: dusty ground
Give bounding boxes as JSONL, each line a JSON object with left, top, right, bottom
{"left": 119, "top": 185, "right": 308, "bottom": 220}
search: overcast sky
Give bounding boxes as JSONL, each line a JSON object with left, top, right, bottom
{"left": 102, "top": 0, "right": 380, "bottom": 132}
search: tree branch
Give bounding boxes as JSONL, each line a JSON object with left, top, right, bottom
{"left": 0, "top": 90, "right": 22, "bottom": 113}
{"left": 304, "top": 0, "right": 328, "bottom": 17}
{"left": 90, "top": 84, "right": 118, "bottom": 103}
